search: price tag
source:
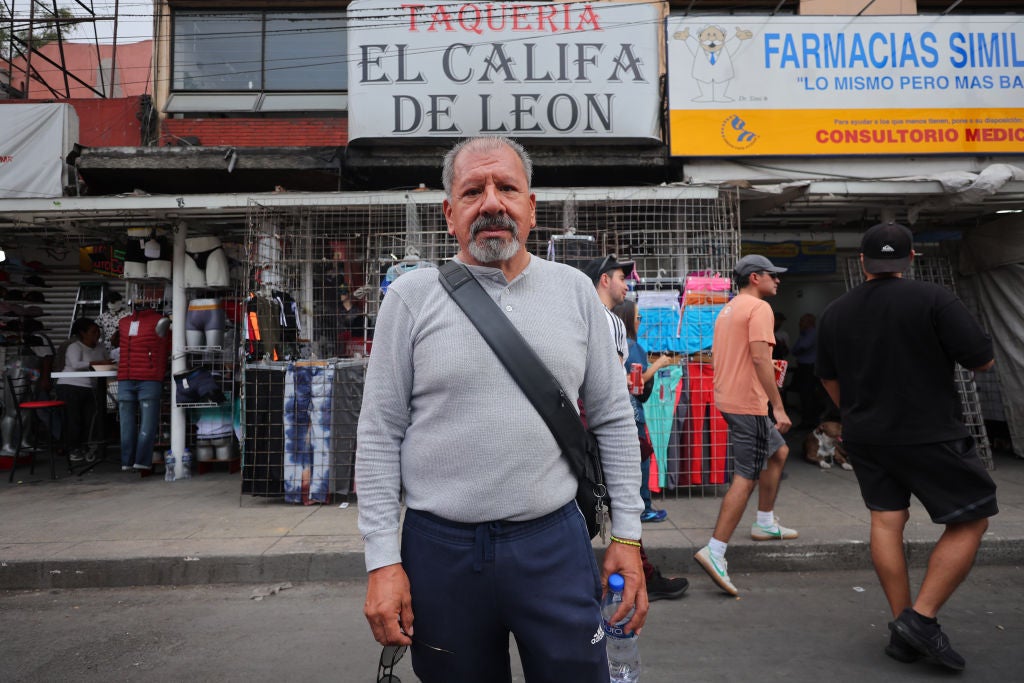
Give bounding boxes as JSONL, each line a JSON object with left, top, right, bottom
{"left": 129, "top": 321, "right": 140, "bottom": 336}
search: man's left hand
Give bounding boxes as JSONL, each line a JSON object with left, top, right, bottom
{"left": 601, "top": 540, "right": 648, "bottom": 634}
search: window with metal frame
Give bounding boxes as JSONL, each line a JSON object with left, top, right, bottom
{"left": 171, "top": 10, "right": 348, "bottom": 93}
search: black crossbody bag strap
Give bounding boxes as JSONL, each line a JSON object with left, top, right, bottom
{"left": 437, "top": 261, "right": 594, "bottom": 483}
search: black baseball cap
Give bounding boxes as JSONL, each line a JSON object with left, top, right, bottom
{"left": 582, "top": 255, "right": 635, "bottom": 285}
{"left": 861, "top": 222, "right": 913, "bottom": 274}
{"left": 734, "top": 254, "right": 787, "bottom": 278}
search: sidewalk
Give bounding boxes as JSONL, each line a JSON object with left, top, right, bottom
{"left": 2, "top": 446, "right": 1023, "bottom": 590}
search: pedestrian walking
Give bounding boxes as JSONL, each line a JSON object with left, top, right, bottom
{"left": 816, "top": 221, "right": 998, "bottom": 671}
{"left": 693, "top": 254, "right": 795, "bottom": 596}
{"left": 356, "top": 136, "right": 647, "bottom": 683}
{"left": 584, "top": 259, "right": 688, "bottom": 601}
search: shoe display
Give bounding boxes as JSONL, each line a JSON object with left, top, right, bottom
{"left": 646, "top": 570, "right": 688, "bottom": 601}
{"left": 641, "top": 509, "right": 668, "bottom": 523}
{"left": 885, "top": 625, "right": 921, "bottom": 663}
{"left": 750, "top": 517, "right": 799, "bottom": 540}
{"left": 693, "top": 546, "right": 739, "bottom": 596}
{"left": 890, "top": 608, "right": 966, "bottom": 671}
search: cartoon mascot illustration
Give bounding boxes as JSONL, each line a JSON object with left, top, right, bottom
{"left": 673, "top": 25, "right": 753, "bottom": 102}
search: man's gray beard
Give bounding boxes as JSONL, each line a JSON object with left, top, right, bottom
{"left": 469, "top": 237, "right": 520, "bottom": 263}
{"left": 468, "top": 217, "right": 521, "bottom": 263}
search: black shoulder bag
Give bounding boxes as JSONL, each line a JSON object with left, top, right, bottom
{"left": 438, "top": 261, "right": 610, "bottom": 540}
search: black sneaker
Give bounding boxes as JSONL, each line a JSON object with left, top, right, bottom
{"left": 885, "top": 624, "right": 921, "bottom": 663}
{"left": 646, "top": 570, "right": 688, "bottom": 601}
{"left": 891, "top": 608, "right": 965, "bottom": 671}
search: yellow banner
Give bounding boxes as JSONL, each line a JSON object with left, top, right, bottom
{"left": 670, "top": 108, "right": 1024, "bottom": 156}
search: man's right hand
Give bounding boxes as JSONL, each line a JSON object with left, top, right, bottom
{"left": 364, "top": 563, "right": 414, "bottom": 646}
{"left": 773, "top": 406, "right": 792, "bottom": 434}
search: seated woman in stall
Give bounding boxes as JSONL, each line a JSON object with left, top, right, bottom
{"left": 55, "top": 318, "right": 110, "bottom": 463}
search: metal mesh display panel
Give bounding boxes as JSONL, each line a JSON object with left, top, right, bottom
{"left": 242, "top": 188, "right": 740, "bottom": 502}
{"left": 956, "top": 277, "right": 1005, "bottom": 423}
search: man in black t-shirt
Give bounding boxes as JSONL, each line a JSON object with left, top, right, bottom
{"left": 817, "top": 222, "right": 997, "bottom": 672}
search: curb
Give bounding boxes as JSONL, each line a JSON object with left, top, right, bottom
{"left": 0, "top": 553, "right": 367, "bottom": 591}
{"left": 638, "top": 538, "right": 1024, "bottom": 575}
{"left": 3, "top": 539, "right": 1022, "bottom": 590}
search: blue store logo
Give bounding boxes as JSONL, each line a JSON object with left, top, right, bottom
{"left": 721, "top": 114, "right": 758, "bottom": 150}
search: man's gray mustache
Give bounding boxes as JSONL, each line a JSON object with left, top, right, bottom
{"left": 470, "top": 215, "right": 517, "bottom": 238}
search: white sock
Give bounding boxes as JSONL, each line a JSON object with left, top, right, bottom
{"left": 757, "top": 510, "right": 776, "bottom": 528}
{"left": 708, "top": 538, "right": 728, "bottom": 559}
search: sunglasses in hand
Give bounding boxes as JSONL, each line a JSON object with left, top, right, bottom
{"left": 376, "top": 644, "right": 406, "bottom": 683}
{"left": 376, "top": 633, "right": 453, "bottom": 682}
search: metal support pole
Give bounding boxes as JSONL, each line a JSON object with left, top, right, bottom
{"left": 170, "top": 219, "right": 188, "bottom": 478}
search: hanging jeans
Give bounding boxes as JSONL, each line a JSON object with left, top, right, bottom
{"left": 118, "top": 379, "right": 163, "bottom": 469}
{"left": 284, "top": 363, "right": 333, "bottom": 504}
{"left": 330, "top": 362, "right": 365, "bottom": 497}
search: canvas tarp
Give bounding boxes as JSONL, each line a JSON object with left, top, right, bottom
{"left": 0, "top": 103, "right": 79, "bottom": 199}
{"left": 962, "top": 219, "right": 1024, "bottom": 458}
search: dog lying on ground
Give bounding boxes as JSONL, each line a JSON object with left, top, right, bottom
{"left": 803, "top": 421, "right": 852, "bottom": 470}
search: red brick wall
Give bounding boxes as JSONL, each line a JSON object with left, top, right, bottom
{"left": 161, "top": 118, "right": 349, "bottom": 147}
{"left": 0, "top": 97, "right": 145, "bottom": 146}
{"left": 75, "top": 98, "right": 147, "bottom": 146}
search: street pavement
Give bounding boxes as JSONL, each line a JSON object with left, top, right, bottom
{"left": 1, "top": 439, "right": 1023, "bottom": 590}
{"left": 2, "top": 567, "right": 1022, "bottom": 682}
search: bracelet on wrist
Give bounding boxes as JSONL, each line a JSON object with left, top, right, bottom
{"left": 609, "top": 535, "right": 641, "bottom": 548}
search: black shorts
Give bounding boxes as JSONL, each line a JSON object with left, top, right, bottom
{"left": 722, "top": 412, "right": 787, "bottom": 480}
{"left": 844, "top": 437, "right": 998, "bottom": 524}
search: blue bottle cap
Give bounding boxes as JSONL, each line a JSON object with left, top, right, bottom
{"left": 608, "top": 573, "right": 625, "bottom": 592}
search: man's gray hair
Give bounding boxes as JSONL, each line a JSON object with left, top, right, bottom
{"left": 441, "top": 137, "right": 533, "bottom": 198}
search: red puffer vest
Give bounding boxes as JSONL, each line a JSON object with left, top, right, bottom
{"left": 117, "top": 310, "right": 170, "bottom": 381}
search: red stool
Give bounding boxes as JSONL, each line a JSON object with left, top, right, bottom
{"left": 5, "top": 375, "right": 66, "bottom": 482}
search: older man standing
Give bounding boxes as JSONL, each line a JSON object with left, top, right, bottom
{"left": 817, "top": 222, "right": 997, "bottom": 671}
{"left": 357, "top": 137, "right": 646, "bottom": 683}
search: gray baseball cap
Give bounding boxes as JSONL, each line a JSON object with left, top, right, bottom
{"left": 734, "top": 254, "right": 787, "bottom": 278}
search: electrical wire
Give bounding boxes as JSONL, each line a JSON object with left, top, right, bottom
{"left": 4, "top": 2, "right": 683, "bottom": 93}
{"left": 3, "top": 1, "right": 1009, "bottom": 96}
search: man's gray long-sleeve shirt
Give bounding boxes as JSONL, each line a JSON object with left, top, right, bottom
{"left": 356, "top": 254, "right": 643, "bottom": 571}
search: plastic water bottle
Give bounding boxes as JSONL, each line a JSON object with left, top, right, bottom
{"left": 179, "top": 448, "right": 193, "bottom": 480}
{"left": 164, "top": 450, "right": 176, "bottom": 482}
{"left": 602, "top": 573, "right": 641, "bottom": 683}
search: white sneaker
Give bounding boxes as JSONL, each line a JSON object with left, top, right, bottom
{"left": 751, "top": 517, "right": 799, "bottom": 541}
{"left": 693, "top": 546, "right": 739, "bottom": 596}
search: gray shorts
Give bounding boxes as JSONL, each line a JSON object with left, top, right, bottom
{"left": 722, "top": 412, "right": 787, "bottom": 480}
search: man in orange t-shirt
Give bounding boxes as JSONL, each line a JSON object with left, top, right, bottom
{"left": 693, "top": 255, "right": 794, "bottom": 596}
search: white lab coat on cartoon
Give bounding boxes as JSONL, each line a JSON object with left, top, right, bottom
{"left": 673, "top": 25, "right": 752, "bottom": 103}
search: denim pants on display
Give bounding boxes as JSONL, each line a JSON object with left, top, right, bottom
{"left": 284, "top": 363, "right": 333, "bottom": 504}
{"left": 118, "top": 379, "right": 162, "bottom": 469}
{"left": 329, "top": 361, "right": 365, "bottom": 497}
